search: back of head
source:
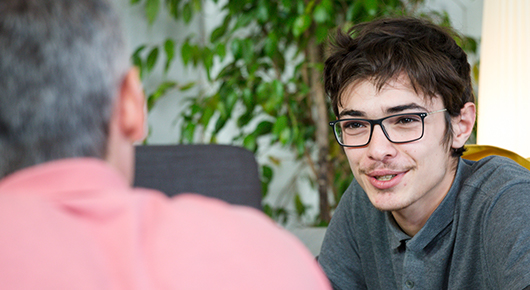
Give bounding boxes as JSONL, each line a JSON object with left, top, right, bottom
{"left": 0, "top": 0, "right": 128, "bottom": 178}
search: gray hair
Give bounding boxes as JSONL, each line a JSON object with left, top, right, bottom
{"left": 0, "top": 0, "right": 129, "bottom": 177}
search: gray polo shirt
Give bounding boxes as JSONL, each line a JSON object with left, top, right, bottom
{"left": 319, "top": 156, "right": 530, "bottom": 289}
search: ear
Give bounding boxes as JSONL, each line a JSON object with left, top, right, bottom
{"left": 451, "top": 102, "right": 476, "bottom": 149}
{"left": 118, "top": 68, "right": 146, "bottom": 142}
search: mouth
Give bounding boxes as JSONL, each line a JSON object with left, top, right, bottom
{"left": 374, "top": 174, "right": 397, "bottom": 181}
{"left": 364, "top": 169, "right": 408, "bottom": 190}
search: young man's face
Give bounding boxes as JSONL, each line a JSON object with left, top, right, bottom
{"left": 338, "top": 76, "right": 458, "bottom": 217}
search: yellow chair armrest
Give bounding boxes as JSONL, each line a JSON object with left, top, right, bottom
{"left": 463, "top": 144, "right": 530, "bottom": 170}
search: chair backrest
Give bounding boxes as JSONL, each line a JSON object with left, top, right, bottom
{"left": 462, "top": 144, "right": 530, "bottom": 170}
{"left": 134, "top": 144, "right": 262, "bottom": 210}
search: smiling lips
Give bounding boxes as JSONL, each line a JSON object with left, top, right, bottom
{"left": 375, "top": 174, "right": 396, "bottom": 181}
{"left": 367, "top": 170, "right": 407, "bottom": 190}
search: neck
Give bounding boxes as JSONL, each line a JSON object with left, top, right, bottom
{"left": 391, "top": 209, "right": 433, "bottom": 237}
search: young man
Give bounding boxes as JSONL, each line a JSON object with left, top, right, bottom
{"left": 0, "top": 0, "right": 331, "bottom": 289}
{"left": 318, "top": 17, "right": 530, "bottom": 289}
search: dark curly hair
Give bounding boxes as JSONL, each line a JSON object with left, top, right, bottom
{"left": 324, "top": 17, "right": 475, "bottom": 157}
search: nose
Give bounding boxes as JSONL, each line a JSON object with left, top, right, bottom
{"left": 366, "top": 124, "right": 397, "bottom": 161}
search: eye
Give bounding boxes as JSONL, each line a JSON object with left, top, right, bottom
{"left": 342, "top": 120, "right": 368, "bottom": 130}
{"left": 395, "top": 115, "right": 421, "bottom": 125}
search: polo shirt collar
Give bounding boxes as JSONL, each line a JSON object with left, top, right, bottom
{"left": 386, "top": 158, "right": 474, "bottom": 252}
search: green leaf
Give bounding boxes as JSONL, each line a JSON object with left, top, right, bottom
{"left": 166, "top": 0, "right": 180, "bottom": 19}
{"left": 198, "top": 107, "right": 215, "bottom": 126}
{"left": 268, "top": 156, "right": 281, "bottom": 166}
{"left": 242, "top": 88, "right": 253, "bottom": 107}
{"left": 146, "top": 47, "right": 159, "bottom": 73}
{"left": 131, "top": 45, "right": 146, "bottom": 79}
{"left": 243, "top": 134, "right": 257, "bottom": 152}
{"left": 255, "top": 121, "right": 273, "bottom": 136}
{"left": 145, "top": 0, "right": 160, "bottom": 24}
{"left": 296, "top": 0, "right": 305, "bottom": 14}
{"left": 233, "top": 14, "right": 254, "bottom": 31}
{"left": 262, "top": 80, "right": 284, "bottom": 113}
{"left": 281, "top": 0, "right": 293, "bottom": 11}
{"left": 163, "top": 39, "right": 175, "bottom": 73}
{"left": 292, "top": 14, "right": 311, "bottom": 37}
{"left": 230, "top": 39, "right": 243, "bottom": 60}
{"left": 215, "top": 43, "right": 226, "bottom": 61}
{"left": 179, "top": 82, "right": 195, "bottom": 91}
{"left": 131, "top": 0, "right": 141, "bottom": 4}
{"left": 473, "top": 62, "right": 480, "bottom": 82}
{"left": 272, "top": 79, "right": 284, "bottom": 99}
{"left": 181, "top": 40, "right": 192, "bottom": 66}
{"left": 262, "top": 165, "right": 273, "bottom": 182}
{"left": 242, "top": 39, "right": 254, "bottom": 63}
{"left": 202, "top": 47, "right": 214, "bottom": 70}
{"left": 347, "top": 0, "right": 363, "bottom": 22}
{"left": 279, "top": 127, "right": 291, "bottom": 144}
{"left": 132, "top": 45, "right": 146, "bottom": 57}
{"left": 237, "top": 111, "right": 254, "bottom": 127}
{"left": 296, "top": 136, "right": 305, "bottom": 156}
{"left": 228, "top": 91, "right": 239, "bottom": 110}
{"left": 190, "top": 103, "right": 201, "bottom": 115}
{"left": 210, "top": 26, "right": 226, "bottom": 43}
{"left": 264, "top": 32, "right": 278, "bottom": 58}
{"left": 272, "top": 115, "right": 288, "bottom": 138}
{"left": 147, "top": 81, "right": 177, "bottom": 110}
{"left": 294, "top": 194, "right": 307, "bottom": 216}
{"left": 263, "top": 203, "right": 273, "bottom": 217}
{"left": 256, "top": 82, "right": 271, "bottom": 103}
{"left": 256, "top": 1, "right": 269, "bottom": 22}
{"left": 363, "top": 0, "right": 378, "bottom": 16}
{"left": 216, "top": 100, "right": 228, "bottom": 120}
{"left": 192, "top": 0, "right": 201, "bottom": 11}
{"left": 461, "top": 36, "right": 478, "bottom": 54}
{"left": 315, "top": 24, "right": 329, "bottom": 44}
{"left": 183, "top": 122, "right": 196, "bottom": 143}
{"left": 214, "top": 116, "right": 227, "bottom": 133}
{"left": 313, "top": 3, "right": 329, "bottom": 23}
{"left": 183, "top": 2, "right": 193, "bottom": 23}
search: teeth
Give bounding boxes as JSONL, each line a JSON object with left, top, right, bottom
{"left": 376, "top": 174, "right": 396, "bottom": 181}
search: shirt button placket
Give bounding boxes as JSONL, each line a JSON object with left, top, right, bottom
{"left": 405, "top": 280, "right": 415, "bottom": 288}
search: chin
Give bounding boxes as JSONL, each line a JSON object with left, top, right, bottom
{"left": 368, "top": 193, "right": 409, "bottom": 212}
{"left": 372, "top": 204, "right": 407, "bottom": 212}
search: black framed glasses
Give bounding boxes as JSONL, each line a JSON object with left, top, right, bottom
{"left": 329, "top": 109, "right": 447, "bottom": 147}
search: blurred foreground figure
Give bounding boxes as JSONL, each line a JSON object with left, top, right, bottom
{"left": 0, "top": 1, "right": 330, "bottom": 289}
{"left": 319, "top": 17, "right": 530, "bottom": 289}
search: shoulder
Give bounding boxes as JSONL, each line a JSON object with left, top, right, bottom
{"left": 132, "top": 190, "right": 304, "bottom": 245}
{"left": 459, "top": 156, "right": 530, "bottom": 221}
{"left": 462, "top": 157, "right": 530, "bottom": 289}
{"left": 467, "top": 155, "right": 530, "bottom": 179}
{"left": 132, "top": 191, "right": 331, "bottom": 289}
{"left": 463, "top": 156, "right": 530, "bottom": 195}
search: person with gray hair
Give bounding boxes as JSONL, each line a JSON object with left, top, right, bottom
{"left": 0, "top": 0, "right": 331, "bottom": 289}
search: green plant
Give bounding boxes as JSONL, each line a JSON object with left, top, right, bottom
{"left": 130, "top": 0, "right": 478, "bottom": 225}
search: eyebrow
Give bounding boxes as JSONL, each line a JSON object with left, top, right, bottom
{"left": 386, "top": 103, "right": 428, "bottom": 114}
{"left": 338, "top": 103, "right": 429, "bottom": 119}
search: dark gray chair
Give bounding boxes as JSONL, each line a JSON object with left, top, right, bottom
{"left": 134, "top": 144, "right": 262, "bottom": 210}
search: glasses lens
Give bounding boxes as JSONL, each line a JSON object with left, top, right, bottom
{"left": 382, "top": 114, "right": 423, "bottom": 142}
{"left": 333, "top": 114, "right": 425, "bottom": 146}
{"left": 334, "top": 119, "right": 371, "bottom": 146}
